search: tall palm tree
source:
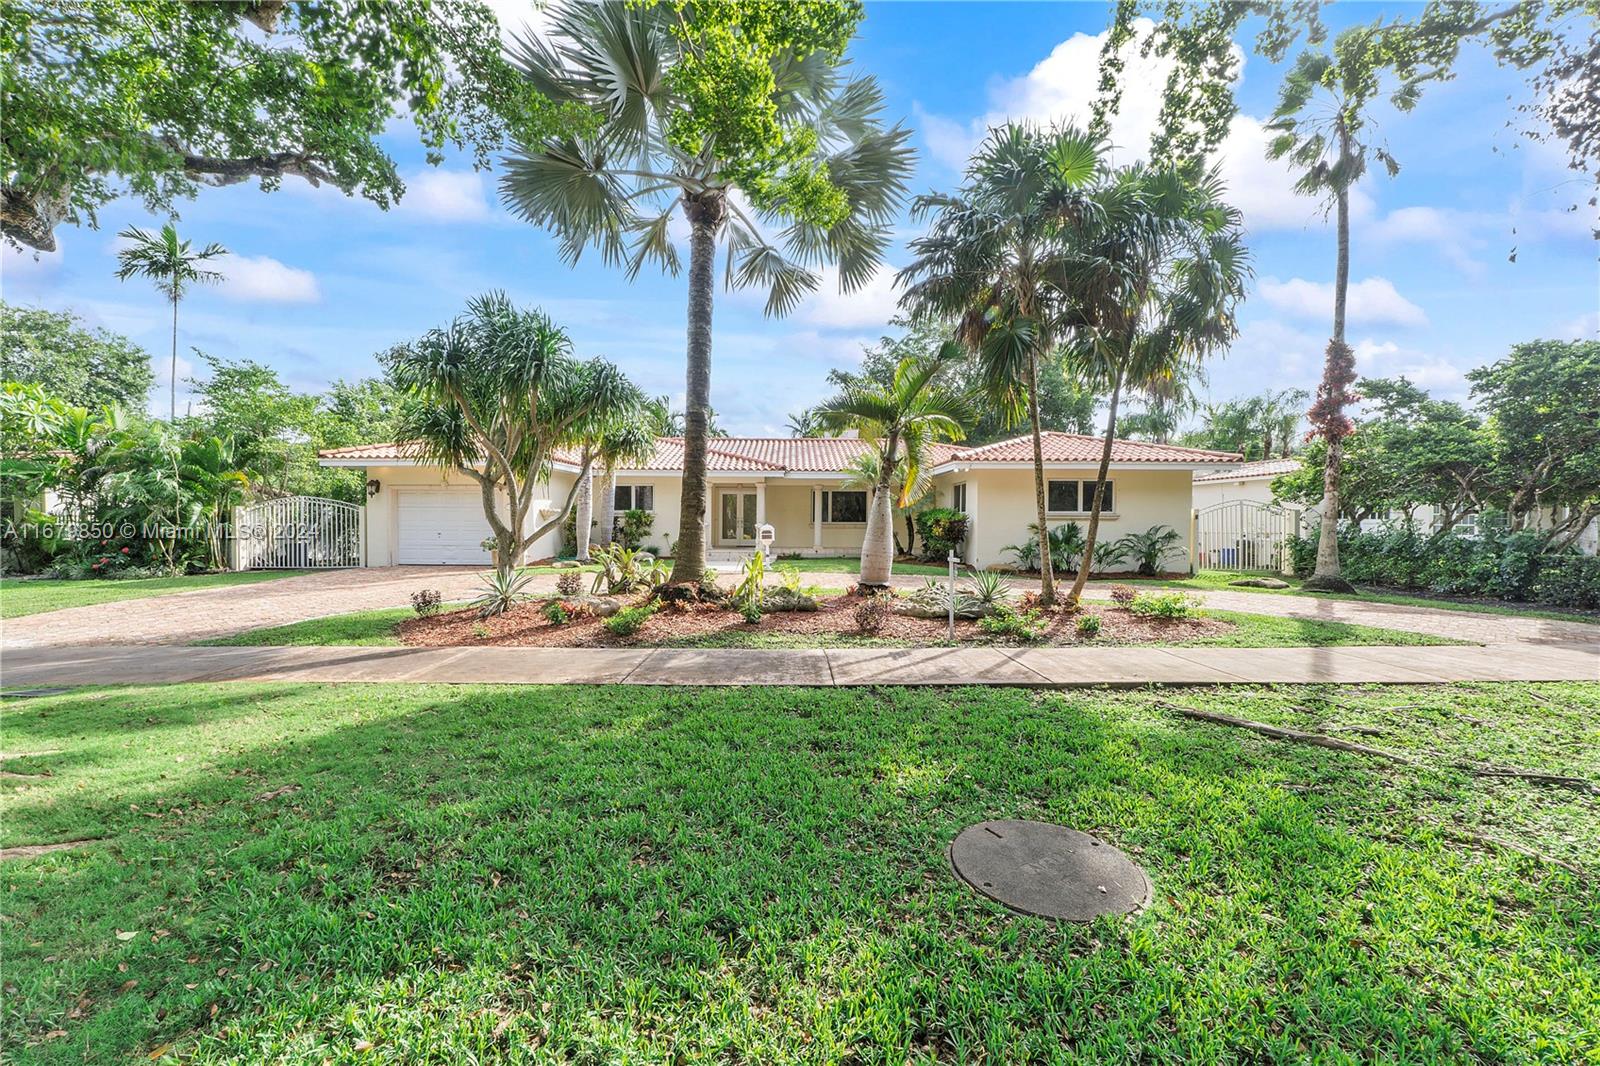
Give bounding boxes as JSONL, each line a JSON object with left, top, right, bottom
{"left": 841, "top": 450, "right": 932, "bottom": 556}
{"left": 898, "top": 123, "right": 1102, "bottom": 606}
{"left": 1053, "top": 163, "right": 1250, "bottom": 605}
{"left": 1267, "top": 39, "right": 1401, "bottom": 593}
{"left": 500, "top": 1, "right": 912, "bottom": 589}
{"left": 113, "top": 223, "right": 227, "bottom": 421}
{"left": 814, "top": 352, "right": 972, "bottom": 587}
{"left": 786, "top": 407, "right": 826, "bottom": 438}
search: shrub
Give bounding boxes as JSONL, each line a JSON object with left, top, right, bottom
{"left": 977, "top": 606, "right": 1046, "bottom": 642}
{"left": 543, "top": 600, "right": 570, "bottom": 625}
{"left": 615, "top": 508, "right": 654, "bottom": 551}
{"left": 1530, "top": 554, "right": 1600, "bottom": 609}
{"left": 698, "top": 566, "right": 722, "bottom": 599}
{"left": 470, "top": 568, "right": 538, "bottom": 618}
{"left": 411, "top": 589, "right": 443, "bottom": 617}
{"left": 773, "top": 563, "right": 803, "bottom": 593}
{"left": 1005, "top": 522, "right": 1085, "bottom": 573}
{"left": 555, "top": 570, "right": 584, "bottom": 597}
{"left": 1116, "top": 524, "right": 1183, "bottom": 576}
{"left": 471, "top": 623, "right": 491, "bottom": 639}
{"left": 590, "top": 544, "right": 667, "bottom": 594}
{"left": 1127, "top": 591, "right": 1200, "bottom": 620}
{"left": 740, "top": 602, "right": 762, "bottom": 625}
{"left": 1109, "top": 584, "right": 1137, "bottom": 605}
{"left": 604, "top": 603, "right": 657, "bottom": 637}
{"left": 1075, "top": 613, "right": 1102, "bottom": 638}
{"left": 853, "top": 592, "right": 892, "bottom": 633}
{"left": 914, "top": 507, "right": 969, "bottom": 560}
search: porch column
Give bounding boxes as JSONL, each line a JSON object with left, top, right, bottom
{"left": 755, "top": 481, "right": 766, "bottom": 527}
{"left": 812, "top": 486, "right": 823, "bottom": 549}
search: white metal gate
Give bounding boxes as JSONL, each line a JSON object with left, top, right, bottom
{"left": 233, "top": 496, "right": 365, "bottom": 570}
{"left": 1194, "top": 501, "right": 1299, "bottom": 574}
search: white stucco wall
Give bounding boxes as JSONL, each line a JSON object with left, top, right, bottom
{"left": 932, "top": 466, "right": 1197, "bottom": 572}
{"left": 1192, "top": 476, "right": 1280, "bottom": 510}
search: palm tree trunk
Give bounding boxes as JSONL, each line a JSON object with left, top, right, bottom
{"left": 670, "top": 193, "right": 725, "bottom": 589}
{"left": 859, "top": 463, "right": 897, "bottom": 587}
{"left": 574, "top": 467, "right": 593, "bottom": 561}
{"left": 1307, "top": 132, "right": 1357, "bottom": 594}
{"left": 170, "top": 292, "right": 179, "bottom": 423}
{"left": 1068, "top": 369, "right": 1123, "bottom": 606}
{"left": 1027, "top": 349, "right": 1056, "bottom": 605}
{"left": 598, "top": 467, "right": 616, "bottom": 547}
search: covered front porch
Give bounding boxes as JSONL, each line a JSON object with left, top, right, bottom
{"left": 704, "top": 478, "right": 865, "bottom": 557}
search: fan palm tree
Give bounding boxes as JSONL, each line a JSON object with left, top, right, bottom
{"left": 814, "top": 351, "right": 973, "bottom": 587}
{"left": 113, "top": 224, "right": 227, "bottom": 421}
{"left": 898, "top": 123, "right": 1103, "bottom": 606}
{"left": 1053, "top": 163, "right": 1250, "bottom": 606}
{"left": 500, "top": 1, "right": 913, "bottom": 589}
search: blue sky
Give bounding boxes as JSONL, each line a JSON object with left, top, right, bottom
{"left": 3, "top": 1, "right": 1595, "bottom": 434}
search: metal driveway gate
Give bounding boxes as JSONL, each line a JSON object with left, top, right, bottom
{"left": 1193, "top": 500, "right": 1298, "bottom": 574}
{"left": 233, "top": 496, "right": 364, "bottom": 569}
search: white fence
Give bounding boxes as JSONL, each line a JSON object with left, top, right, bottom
{"left": 233, "top": 496, "right": 364, "bottom": 570}
{"left": 1193, "top": 500, "right": 1299, "bottom": 574}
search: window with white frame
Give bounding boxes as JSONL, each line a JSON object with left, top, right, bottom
{"left": 952, "top": 482, "right": 967, "bottom": 512}
{"left": 1046, "top": 479, "right": 1113, "bottom": 514}
{"left": 822, "top": 490, "right": 867, "bottom": 523}
{"left": 613, "top": 484, "right": 655, "bottom": 511}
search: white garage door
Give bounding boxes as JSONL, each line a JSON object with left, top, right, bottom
{"left": 396, "top": 489, "right": 494, "bottom": 565}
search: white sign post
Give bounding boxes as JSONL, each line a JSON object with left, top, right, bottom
{"left": 947, "top": 548, "right": 958, "bottom": 642}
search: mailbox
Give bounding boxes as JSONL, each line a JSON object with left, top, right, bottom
{"left": 755, "top": 522, "right": 777, "bottom": 559}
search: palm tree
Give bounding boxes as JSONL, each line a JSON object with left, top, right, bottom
{"left": 786, "top": 407, "right": 826, "bottom": 438}
{"left": 113, "top": 224, "right": 227, "bottom": 421}
{"left": 577, "top": 415, "right": 655, "bottom": 560}
{"left": 644, "top": 396, "right": 683, "bottom": 437}
{"left": 898, "top": 123, "right": 1102, "bottom": 606}
{"left": 500, "top": 1, "right": 912, "bottom": 590}
{"left": 1267, "top": 40, "right": 1401, "bottom": 593}
{"left": 1053, "top": 163, "right": 1250, "bottom": 605}
{"left": 1258, "top": 387, "right": 1309, "bottom": 458}
{"left": 179, "top": 435, "right": 250, "bottom": 570}
{"left": 814, "top": 352, "right": 972, "bottom": 587}
{"left": 841, "top": 449, "right": 932, "bottom": 556}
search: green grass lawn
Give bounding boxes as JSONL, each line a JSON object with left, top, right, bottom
{"left": 770, "top": 555, "right": 954, "bottom": 577}
{"left": 1139, "top": 570, "right": 1599, "bottom": 624}
{"left": 200, "top": 603, "right": 1455, "bottom": 650}
{"left": 3, "top": 682, "right": 1596, "bottom": 1062}
{"left": 0, "top": 571, "right": 314, "bottom": 619}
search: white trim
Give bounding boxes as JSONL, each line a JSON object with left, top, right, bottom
{"left": 323, "top": 457, "right": 1238, "bottom": 475}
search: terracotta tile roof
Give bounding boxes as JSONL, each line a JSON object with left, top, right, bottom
{"left": 320, "top": 432, "right": 1240, "bottom": 470}
{"left": 947, "top": 431, "right": 1242, "bottom": 465}
{"left": 1192, "top": 457, "right": 1301, "bottom": 483}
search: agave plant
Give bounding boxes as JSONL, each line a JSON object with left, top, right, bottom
{"left": 962, "top": 570, "right": 1014, "bottom": 610}
{"left": 471, "top": 567, "right": 538, "bottom": 618}
{"left": 1116, "top": 525, "right": 1184, "bottom": 577}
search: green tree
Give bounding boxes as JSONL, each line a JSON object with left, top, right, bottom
{"left": 179, "top": 435, "right": 251, "bottom": 571}
{"left": 0, "top": 302, "right": 153, "bottom": 410}
{"left": 899, "top": 124, "right": 1104, "bottom": 605}
{"left": 385, "top": 292, "right": 640, "bottom": 579}
{"left": 113, "top": 224, "right": 226, "bottom": 422}
{"left": 186, "top": 353, "right": 319, "bottom": 495}
{"left": 1469, "top": 339, "right": 1600, "bottom": 549}
{"left": 814, "top": 352, "right": 972, "bottom": 587}
{"left": 1, "top": 0, "right": 585, "bottom": 251}
{"left": 499, "top": 0, "right": 912, "bottom": 589}
{"left": 1056, "top": 163, "right": 1250, "bottom": 606}
{"left": 1182, "top": 387, "right": 1308, "bottom": 459}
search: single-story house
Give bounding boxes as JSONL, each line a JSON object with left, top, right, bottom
{"left": 1191, "top": 458, "right": 1302, "bottom": 510}
{"left": 318, "top": 431, "right": 1243, "bottom": 570}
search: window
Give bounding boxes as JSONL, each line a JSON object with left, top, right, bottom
{"left": 614, "top": 484, "right": 654, "bottom": 511}
{"left": 1046, "top": 480, "right": 1079, "bottom": 513}
{"left": 952, "top": 482, "right": 967, "bottom": 512}
{"left": 1046, "top": 479, "right": 1113, "bottom": 514}
{"left": 822, "top": 490, "right": 867, "bottom": 523}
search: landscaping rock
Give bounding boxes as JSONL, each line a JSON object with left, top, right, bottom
{"left": 572, "top": 595, "right": 622, "bottom": 617}
{"left": 762, "top": 589, "right": 818, "bottom": 612}
{"left": 1230, "top": 577, "right": 1291, "bottom": 589}
{"left": 895, "top": 600, "right": 986, "bottom": 620}
{"left": 551, "top": 560, "right": 581, "bottom": 569}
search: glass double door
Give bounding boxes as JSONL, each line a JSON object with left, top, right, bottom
{"left": 717, "top": 489, "right": 759, "bottom": 545}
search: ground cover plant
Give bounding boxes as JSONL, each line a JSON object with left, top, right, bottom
{"left": 3, "top": 682, "right": 1596, "bottom": 1062}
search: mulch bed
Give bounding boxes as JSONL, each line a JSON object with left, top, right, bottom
{"left": 396, "top": 593, "right": 1231, "bottom": 648}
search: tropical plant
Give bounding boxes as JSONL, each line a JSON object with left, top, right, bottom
{"left": 733, "top": 551, "right": 767, "bottom": 610}
{"left": 573, "top": 411, "right": 653, "bottom": 561}
{"left": 977, "top": 605, "right": 1046, "bottom": 643}
{"left": 1054, "top": 162, "right": 1249, "bottom": 605}
{"left": 543, "top": 599, "right": 571, "bottom": 626}
{"left": 1127, "top": 591, "right": 1201, "bottom": 620}
{"left": 555, "top": 570, "right": 584, "bottom": 598}
{"left": 815, "top": 353, "right": 973, "bottom": 587}
{"left": 1075, "top": 613, "right": 1102, "bottom": 638}
{"left": 1116, "top": 524, "right": 1184, "bottom": 577}
{"left": 386, "top": 292, "right": 639, "bottom": 580}
{"left": 964, "top": 570, "right": 1014, "bottom": 611}
{"left": 604, "top": 603, "right": 658, "bottom": 637}
{"left": 411, "top": 589, "right": 443, "bottom": 617}
{"left": 500, "top": 0, "right": 913, "bottom": 588}
{"left": 774, "top": 564, "right": 804, "bottom": 594}
{"left": 899, "top": 123, "right": 1104, "bottom": 606}
{"left": 589, "top": 544, "right": 667, "bottom": 596}
{"left": 113, "top": 223, "right": 227, "bottom": 421}
{"left": 914, "top": 507, "right": 968, "bottom": 561}
{"left": 178, "top": 435, "right": 250, "bottom": 570}
{"left": 852, "top": 591, "right": 893, "bottom": 634}
{"left": 1006, "top": 521, "right": 1086, "bottom": 575}
{"left": 1109, "top": 583, "right": 1138, "bottom": 606}
{"left": 786, "top": 408, "right": 825, "bottom": 438}
{"left": 469, "top": 567, "right": 539, "bottom": 619}
{"left": 840, "top": 449, "right": 933, "bottom": 558}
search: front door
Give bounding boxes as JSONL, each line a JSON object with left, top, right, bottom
{"left": 717, "top": 489, "right": 759, "bottom": 545}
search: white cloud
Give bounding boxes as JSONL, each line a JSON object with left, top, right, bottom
{"left": 914, "top": 19, "right": 1371, "bottom": 233}
{"left": 1557, "top": 310, "right": 1600, "bottom": 340}
{"left": 398, "top": 170, "right": 494, "bottom": 223}
{"left": 1258, "top": 276, "right": 1428, "bottom": 328}
{"left": 1351, "top": 338, "right": 1468, "bottom": 399}
{"left": 218, "top": 254, "right": 321, "bottom": 303}
{"left": 1367, "top": 205, "right": 1489, "bottom": 275}
{"left": 799, "top": 264, "right": 904, "bottom": 330}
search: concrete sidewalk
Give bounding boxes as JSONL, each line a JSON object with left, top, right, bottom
{"left": 3, "top": 641, "right": 1594, "bottom": 689}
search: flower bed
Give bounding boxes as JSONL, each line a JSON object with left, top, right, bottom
{"left": 395, "top": 591, "right": 1232, "bottom": 648}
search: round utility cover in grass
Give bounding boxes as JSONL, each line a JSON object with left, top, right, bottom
{"left": 949, "top": 820, "right": 1150, "bottom": 921}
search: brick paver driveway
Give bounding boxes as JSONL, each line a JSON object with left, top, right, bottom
{"left": 0, "top": 567, "right": 491, "bottom": 649}
{"left": 2, "top": 566, "right": 1595, "bottom": 650}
